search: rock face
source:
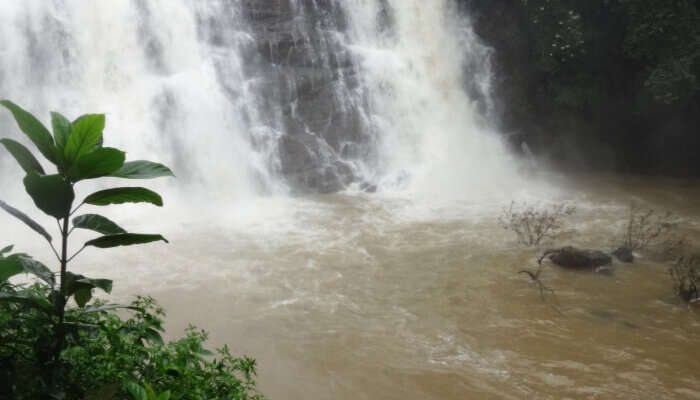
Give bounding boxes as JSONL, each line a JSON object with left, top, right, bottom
{"left": 240, "top": 0, "right": 376, "bottom": 193}
{"left": 548, "top": 246, "right": 613, "bottom": 269}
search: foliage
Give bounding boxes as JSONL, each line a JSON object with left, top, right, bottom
{"left": 517, "top": 0, "right": 700, "bottom": 105}
{"left": 465, "top": 0, "right": 700, "bottom": 176}
{"left": 622, "top": 0, "right": 700, "bottom": 104}
{"left": 0, "top": 283, "right": 265, "bottom": 399}
{"left": 669, "top": 255, "right": 700, "bottom": 304}
{"left": 0, "top": 101, "right": 264, "bottom": 399}
{"left": 521, "top": 0, "right": 586, "bottom": 73}
{"left": 500, "top": 202, "right": 575, "bottom": 247}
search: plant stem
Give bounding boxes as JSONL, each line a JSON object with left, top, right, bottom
{"left": 51, "top": 215, "right": 70, "bottom": 382}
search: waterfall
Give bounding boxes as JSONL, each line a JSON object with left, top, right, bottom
{"left": 0, "top": 0, "right": 521, "bottom": 201}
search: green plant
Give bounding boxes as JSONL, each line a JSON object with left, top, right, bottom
{"left": 126, "top": 381, "right": 171, "bottom": 400}
{"left": 0, "top": 100, "right": 173, "bottom": 397}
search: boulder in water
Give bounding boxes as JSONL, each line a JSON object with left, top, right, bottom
{"left": 548, "top": 246, "right": 613, "bottom": 269}
{"left": 612, "top": 246, "right": 635, "bottom": 263}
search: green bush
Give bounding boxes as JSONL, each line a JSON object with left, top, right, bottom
{"left": 0, "top": 101, "right": 264, "bottom": 399}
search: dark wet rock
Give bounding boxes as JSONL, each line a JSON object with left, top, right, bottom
{"left": 240, "top": 0, "right": 374, "bottom": 193}
{"left": 612, "top": 246, "right": 635, "bottom": 263}
{"left": 548, "top": 246, "right": 612, "bottom": 269}
{"left": 279, "top": 133, "right": 354, "bottom": 193}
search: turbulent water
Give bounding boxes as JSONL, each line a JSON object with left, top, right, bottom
{"left": 0, "top": 0, "right": 522, "bottom": 196}
{"left": 2, "top": 1, "right": 700, "bottom": 399}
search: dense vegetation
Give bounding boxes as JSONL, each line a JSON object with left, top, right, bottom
{"left": 0, "top": 101, "right": 263, "bottom": 399}
{"left": 462, "top": 0, "right": 700, "bottom": 175}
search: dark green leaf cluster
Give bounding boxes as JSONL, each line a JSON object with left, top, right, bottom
{"left": 0, "top": 285, "right": 265, "bottom": 400}
{"left": 516, "top": 0, "right": 700, "bottom": 105}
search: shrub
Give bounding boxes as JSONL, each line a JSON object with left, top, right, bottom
{"left": 613, "top": 203, "right": 676, "bottom": 262}
{"left": 669, "top": 255, "right": 700, "bottom": 304}
{"left": 499, "top": 202, "right": 575, "bottom": 247}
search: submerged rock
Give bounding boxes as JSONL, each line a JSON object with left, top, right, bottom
{"left": 548, "top": 246, "right": 613, "bottom": 269}
{"left": 612, "top": 246, "right": 635, "bottom": 263}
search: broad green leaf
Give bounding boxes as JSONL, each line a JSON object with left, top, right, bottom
{"left": 16, "top": 255, "right": 55, "bottom": 286}
{"left": 111, "top": 160, "right": 174, "bottom": 179}
{"left": 0, "top": 200, "right": 52, "bottom": 242}
{"left": 0, "top": 138, "right": 45, "bottom": 174}
{"left": 0, "top": 254, "right": 54, "bottom": 285}
{"left": 0, "top": 256, "right": 23, "bottom": 282}
{"left": 70, "top": 147, "right": 125, "bottom": 181}
{"left": 50, "top": 111, "right": 72, "bottom": 150}
{"left": 64, "top": 271, "right": 112, "bottom": 294}
{"left": 23, "top": 173, "right": 75, "bottom": 218}
{"left": 0, "top": 100, "right": 56, "bottom": 164}
{"left": 144, "top": 384, "right": 158, "bottom": 400}
{"left": 0, "top": 245, "right": 13, "bottom": 255}
{"left": 85, "top": 233, "right": 168, "bottom": 248}
{"left": 74, "top": 287, "right": 92, "bottom": 308}
{"left": 73, "top": 214, "right": 126, "bottom": 235}
{"left": 73, "top": 114, "right": 104, "bottom": 150}
{"left": 51, "top": 111, "right": 72, "bottom": 168}
{"left": 76, "top": 277, "right": 113, "bottom": 293}
{"left": 63, "top": 114, "right": 105, "bottom": 164}
{"left": 158, "top": 391, "right": 171, "bottom": 400}
{"left": 64, "top": 272, "right": 112, "bottom": 308}
{"left": 84, "top": 187, "right": 163, "bottom": 207}
{"left": 125, "top": 382, "right": 147, "bottom": 400}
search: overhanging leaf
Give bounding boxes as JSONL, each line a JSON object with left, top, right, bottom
{"left": 70, "top": 147, "right": 125, "bottom": 181}
{"left": 0, "top": 199, "right": 52, "bottom": 242}
{"left": 0, "top": 254, "right": 54, "bottom": 286}
{"left": 23, "top": 173, "right": 75, "bottom": 219}
{"left": 0, "top": 100, "right": 57, "bottom": 164}
{"left": 85, "top": 233, "right": 168, "bottom": 248}
{"left": 0, "top": 256, "right": 23, "bottom": 282}
{"left": 16, "top": 255, "right": 55, "bottom": 286}
{"left": 72, "top": 214, "right": 126, "bottom": 235}
{"left": 0, "top": 138, "right": 45, "bottom": 174}
{"left": 83, "top": 187, "right": 163, "bottom": 207}
{"left": 111, "top": 160, "right": 174, "bottom": 179}
{"left": 0, "top": 245, "right": 14, "bottom": 255}
{"left": 63, "top": 114, "right": 105, "bottom": 164}
{"left": 76, "top": 277, "right": 113, "bottom": 294}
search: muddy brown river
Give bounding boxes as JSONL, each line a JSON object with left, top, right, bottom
{"left": 8, "top": 173, "right": 700, "bottom": 399}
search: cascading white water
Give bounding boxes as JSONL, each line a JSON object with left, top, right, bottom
{"left": 342, "top": 0, "right": 521, "bottom": 197}
{"left": 0, "top": 0, "right": 282, "bottom": 203}
{"left": 0, "top": 0, "right": 523, "bottom": 203}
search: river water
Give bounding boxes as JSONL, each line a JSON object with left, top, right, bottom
{"left": 52, "top": 173, "right": 695, "bottom": 400}
{"left": 1, "top": 1, "right": 700, "bottom": 399}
